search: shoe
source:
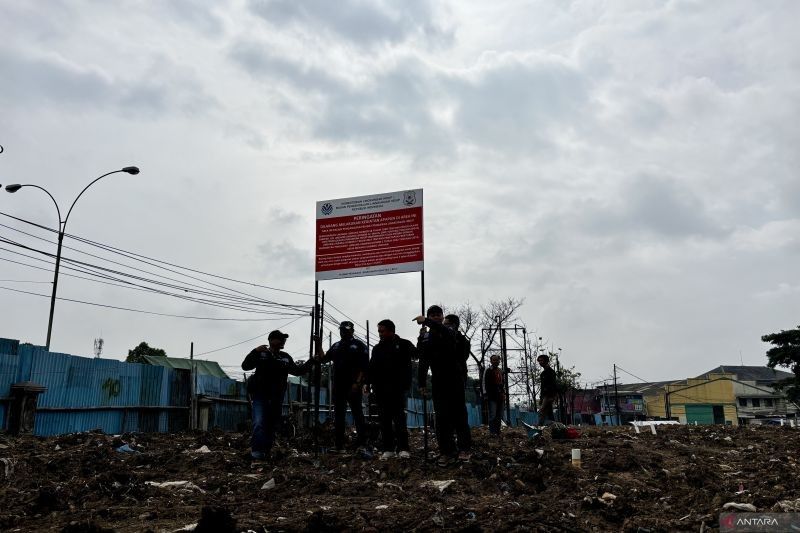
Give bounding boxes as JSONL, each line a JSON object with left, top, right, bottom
{"left": 250, "top": 451, "right": 267, "bottom": 460}
{"left": 380, "top": 451, "right": 396, "bottom": 460}
{"left": 458, "top": 451, "right": 472, "bottom": 462}
{"left": 398, "top": 450, "right": 411, "bottom": 459}
{"left": 329, "top": 448, "right": 347, "bottom": 455}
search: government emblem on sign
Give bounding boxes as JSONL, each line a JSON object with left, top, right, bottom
{"left": 321, "top": 203, "right": 333, "bottom": 215}
{"left": 403, "top": 191, "right": 416, "bottom": 206}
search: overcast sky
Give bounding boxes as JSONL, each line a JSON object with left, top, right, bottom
{"left": 1, "top": 0, "right": 798, "bottom": 385}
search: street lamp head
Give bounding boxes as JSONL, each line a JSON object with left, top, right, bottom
{"left": 121, "top": 166, "right": 140, "bottom": 175}
{"left": 5, "top": 184, "right": 22, "bottom": 193}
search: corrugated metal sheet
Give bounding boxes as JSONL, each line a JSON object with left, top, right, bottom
{"left": 210, "top": 401, "right": 249, "bottom": 431}
{"left": 0, "top": 352, "right": 22, "bottom": 429}
{"left": 0, "top": 337, "right": 19, "bottom": 356}
{"left": 1, "top": 338, "right": 514, "bottom": 436}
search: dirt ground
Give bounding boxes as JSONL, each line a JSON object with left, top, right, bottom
{"left": 1, "top": 423, "right": 799, "bottom": 532}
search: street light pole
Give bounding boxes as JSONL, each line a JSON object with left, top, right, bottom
{"left": 5, "top": 166, "right": 139, "bottom": 350}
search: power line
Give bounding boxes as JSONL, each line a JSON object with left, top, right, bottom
{"left": 1, "top": 211, "right": 370, "bottom": 337}
{"left": 0, "top": 285, "right": 306, "bottom": 322}
{"left": 0, "top": 211, "right": 313, "bottom": 308}
{"left": 0, "top": 234, "right": 311, "bottom": 315}
{"left": 0, "top": 233, "right": 309, "bottom": 312}
{"left": 193, "top": 314, "right": 309, "bottom": 357}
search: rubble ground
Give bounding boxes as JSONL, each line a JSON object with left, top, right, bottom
{"left": 1, "top": 424, "right": 799, "bottom": 532}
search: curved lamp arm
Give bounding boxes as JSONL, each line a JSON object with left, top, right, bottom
{"left": 5, "top": 183, "right": 62, "bottom": 227}
{"left": 63, "top": 166, "right": 139, "bottom": 229}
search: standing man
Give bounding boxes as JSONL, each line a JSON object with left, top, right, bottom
{"left": 483, "top": 354, "right": 505, "bottom": 435}
{"left": 315, "top": 321, "right": 369, "bottom": 452}
{"left": 537, "top": 354, "right": 558, "bottom": 424}
{"left": 445, "top": 314, "right": 473, "bottom": 458}
{"left": 242, "top": 330, "right": 311, "bottom": 460}
{"left": 367, "top": 319, "right": 416, "bottom": 460}
{"left": 415, "top": 306, "right": 472, "bottom": 466}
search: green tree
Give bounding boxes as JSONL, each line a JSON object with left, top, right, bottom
{"left": 126, "top": 341, "right": 167, "bottom": 364}
{"left": 761, "top": 325, "right": 800, "bottom": 404}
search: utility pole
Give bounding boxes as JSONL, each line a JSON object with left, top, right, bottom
{"left": 521, "top": 327, "right": 532, "bottom": 410}
{"left": 190, "top": 341, "right": 196, "bottom": 430}
{"left": 613, "top": 364, "right": 621, "bottom": 426}
{"left": 500, "top": 326, "right": 511, "bottom": 422}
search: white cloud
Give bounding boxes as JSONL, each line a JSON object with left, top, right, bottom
{"left": 1, "top": 1, "right": 799, "bottom": 383}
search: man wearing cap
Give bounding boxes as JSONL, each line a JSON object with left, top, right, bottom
{"left": 242, "top": 330, "right": 311, "bottom": 460}
{"left": 315, "top": 321, "right": 369, "bottom": 451}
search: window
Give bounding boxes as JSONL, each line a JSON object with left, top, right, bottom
{"left": 752, "top": 398, "right": 761, "bottom": 407}
{"left": 764, "top": 398, "right": 773, "bottom": 407}
{"left": 738, "top": 398, "right": 747, "bottom": 407}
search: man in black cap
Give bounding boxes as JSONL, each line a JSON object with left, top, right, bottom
{"left": 242, "top": 330, "right": 311, "bottom": 460}
{"left": 315, "top": 321, "right": 369, "bottom": 451}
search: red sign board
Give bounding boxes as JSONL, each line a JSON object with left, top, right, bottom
{"left": 315, "top": 190, "right": 423, "bottom": 280}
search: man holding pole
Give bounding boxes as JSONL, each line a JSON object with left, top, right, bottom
{"left": 242, "top": 331, "right": 312, "bottom": 460}
{"left": 315, "top": 321, "right": 369, "bottom": 452}
{"left": 415, "top": 306, "right": 472, "bottom": 466}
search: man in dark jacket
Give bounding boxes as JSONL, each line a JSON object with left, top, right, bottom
{"left": 483, "top": 354, "right": 505, "bottom": 435}
{"left": 537, "top": 354, "right": 558, "bottom": 424}
{"left": 242, "top": 330, "right": 311, "bottom": 459}
{"left": 445, "top": 314, "right": 473, "bottom": 456}
{"left": 415, "top": 306, "right": 472, "bottom": 466}
{"left": 315, "top": 321, "right": 369, "bottom": 451}
{"left": 367, "top": 319, "right": 416, "bottom": 460}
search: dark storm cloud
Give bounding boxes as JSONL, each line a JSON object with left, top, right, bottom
{"left": 581, "top": 174, "right": 726, "bottom": 240}
{"left": 447, "top": 55, "right": 590, "bottom": 154}
{"left": 228, "top": 43, "right": 589, "bottom": 159}
{"left": 0, "top": 49, "right": 115, "bottom": 107}
{"left": 157, "top": 0, "right": 225, "bottom": 36}
{"left": 0, "top": 49, "right": 218, "bottom": 118}
{"left": 248, "top": 0, "right": 452, "bottom": 48}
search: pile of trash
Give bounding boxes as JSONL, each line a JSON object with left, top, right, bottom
{"left": 0, "top": 423, "right": 798, "bottom": 531}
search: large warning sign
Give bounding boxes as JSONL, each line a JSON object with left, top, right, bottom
{"left": 315, "top": 189, "right": 424, "bottom": 280}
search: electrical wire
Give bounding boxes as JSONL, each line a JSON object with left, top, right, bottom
{"left": 0, "top": 233, "right": 311, "bottom": 313}
{"left": 0, "top": 285, "right": 306, "bottom": 321}
{"left": 1, "top": 212, "right": 372, "bottom": 338}
{"left": 193, "top": 314, "right": 309, "bottom": 357}
{"left": 0, "top": 233, "right": 309, "bottom": 312}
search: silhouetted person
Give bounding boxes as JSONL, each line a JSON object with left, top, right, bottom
{"left": 242, "top": 330, "right": 311, "bottom": 459}
{"left": 368, "top": 319, "right": 416, "bottom": 459}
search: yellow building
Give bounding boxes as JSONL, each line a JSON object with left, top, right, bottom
{"left": 641, "top": 373, "right": 739, "bottom": 426}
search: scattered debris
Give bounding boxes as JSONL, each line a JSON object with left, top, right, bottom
{"left": 261, "top": 478, "right": 276, "bottom": 490}
{"left": 0, "top": 458, "right": 15, "bottom": 480}
{"left": 773, "top": 498, "right": 800, "bottom": 512}
{"left": 0, "top": 425, "right": 796, "bottom": 531}
{"left": 420, "top": 479, "right": 456, "bottom": 493}
{"left": 722, "top": 502, "right": 757, "bottom": 512}
{"left": 190, "top": 445, "right": 212, "bottom": 454}
{"left": 146, "top": 480, "right": 206, "bottom": 493}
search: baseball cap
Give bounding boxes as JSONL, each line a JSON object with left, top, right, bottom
{"left": 339, "top": 321, "right": 354, "bottom": 331}
{"left": 268, "top": 330, "right": 289, "bottom": 340}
